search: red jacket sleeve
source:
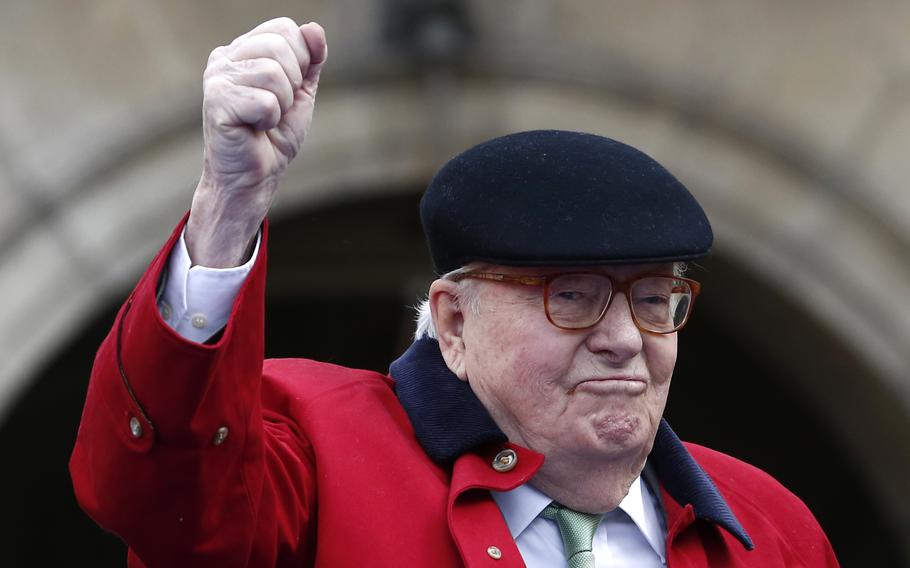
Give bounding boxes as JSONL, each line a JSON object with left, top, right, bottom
{"left": 69, "top": 217, "right": 317, "bottom": 567}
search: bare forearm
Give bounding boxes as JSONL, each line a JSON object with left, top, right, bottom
{"left": 186, "top": 175, "right": 273, "bottom": 267}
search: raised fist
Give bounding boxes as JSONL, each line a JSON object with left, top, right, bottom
{"left": 187, "top": 18, "right": 327, "bottom": 267}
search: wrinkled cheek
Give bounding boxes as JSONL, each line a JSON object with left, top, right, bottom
{"left": 515, "top": 358, "right": 566, "bottom": 401}
{"left": 650, "top": 349, "right": 675, "bottom": 411}
{"left": 646, "top": 336, "right": 677, "bottom": 389}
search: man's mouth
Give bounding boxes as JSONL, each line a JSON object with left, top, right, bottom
{"left": 568, "top": 376, "right": 647, "bottom": 395}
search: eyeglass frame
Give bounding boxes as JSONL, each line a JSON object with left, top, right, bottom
{"left": 447, "top": 270, "right": 702, "bottom": 334}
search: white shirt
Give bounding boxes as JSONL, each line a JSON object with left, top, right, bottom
{"left": 156, "top": 230, "right": 259, "bottom": 343}
{"left": 158, "top": 230, "right": 668, "bottom": 566}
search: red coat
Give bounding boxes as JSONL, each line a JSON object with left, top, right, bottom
{"left": 70, "top": 220, "right": 839, "bottom": 567}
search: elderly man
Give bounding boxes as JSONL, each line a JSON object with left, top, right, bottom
{"left": 71, "top": 17, "right": 838, "bottom": 568}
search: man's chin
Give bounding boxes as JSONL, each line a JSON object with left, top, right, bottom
{"left": 586, "top": 414, "right": 654, "bottom": 457}
{"left": 594, "top": 412, "right": 641, "bottom": 439}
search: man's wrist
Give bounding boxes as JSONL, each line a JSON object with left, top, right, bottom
{"left": 186, "top": 177, "right": 271, "bottom": 268}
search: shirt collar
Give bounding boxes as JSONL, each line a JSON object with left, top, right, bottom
{"left": 489, "top": 481, "right": 551, "bottom": 539}
{"left": 490, "top": 475, "right": 665, "bottom": 559}
{"left": 622, "top": 469, "right": 667, "bottom": 559}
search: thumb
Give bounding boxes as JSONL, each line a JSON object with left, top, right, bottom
{"left": 300, "top": 22, "right": 327, "bottom": 94}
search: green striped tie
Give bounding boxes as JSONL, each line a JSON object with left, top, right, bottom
{"left": 540, "top": 502, "right": 604, "bottom": 568}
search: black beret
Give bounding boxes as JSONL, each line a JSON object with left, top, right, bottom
{"left": 420, "top": 130, "right": 713, "bottom": 274}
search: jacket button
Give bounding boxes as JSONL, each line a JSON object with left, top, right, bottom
{"left": 486, "top": 546, "right": 502, "bottom": 559}
{"left": 129, "top": 416, "right": 143, "bottom": 439}
{"left": 491, "top": 449, "right": 518, "bottom": 472}
{"left": 212, "top": 426, "right": 229, "bottom": 446}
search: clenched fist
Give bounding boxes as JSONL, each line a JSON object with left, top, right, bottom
{"left": 187, "top": 18, "right": 327, "bottom": 268}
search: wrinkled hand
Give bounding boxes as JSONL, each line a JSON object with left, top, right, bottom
{"left": 187, "top": 18, "right": 327, "bottom": 267}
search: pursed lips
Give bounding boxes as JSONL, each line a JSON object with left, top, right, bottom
{"left": 579, "top": 375, "right": 646, "bottom": 384}
{"left": 568, "top": 375, "right": 647, "bottom": 394}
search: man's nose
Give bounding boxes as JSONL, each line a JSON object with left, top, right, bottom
{"left": 585, "top": 293, "right": 643, "bottom": 363}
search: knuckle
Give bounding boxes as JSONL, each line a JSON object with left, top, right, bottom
{"left": 202, "top": 75, "right": 231, "bottom": 98}
{"left": 203, "top": 58, "right": 230, "bottom": 79}
{"left": 258, "top": 59, "right": 287, "bottom": 85}
{"left": 259, "top": 32, "right": 288, "bottom": 54}
{"left": 227, "top": 58, "right": 270, "bottom": 80}
{"left": 250, "top": 85, "right": 281, "bottom": 109}
{"left": 231, "top": 58, "right": 285, "bottom": 88}
{"left": 272, "top": 16, "right": 299, "bottom": 34}
{"left": 230, "top": 57, "right": 260, "bottom": 71}
{"left": 207, "top": 45, "right": 228, "bottom": 65}
{"left": 225, "top": 86, "right": 279, "bottom": 125}
{"left": 256, "top": 96, "right": 282, "bottom": 127}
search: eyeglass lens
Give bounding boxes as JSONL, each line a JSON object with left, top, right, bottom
{"left": 546, "top": 275, "right": 693, "bottom": 332}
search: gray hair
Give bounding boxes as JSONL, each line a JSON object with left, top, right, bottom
{"left": 413, "top": 262, "right": 688, "bottom": 340}
{"left": 414, "top": 265, "right": 482, "bottom": 340}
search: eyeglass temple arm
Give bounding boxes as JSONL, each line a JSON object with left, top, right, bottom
{"left": 456, "top": 272, "right": 547, "bottom": 286}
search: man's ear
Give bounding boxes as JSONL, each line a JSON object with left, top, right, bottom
{"left": 429, "top": 279, "right": 469, "bottom": 382}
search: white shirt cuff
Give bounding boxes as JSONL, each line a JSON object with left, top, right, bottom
{"left": 157, "top": 229, "right": 261, "bottom": 343}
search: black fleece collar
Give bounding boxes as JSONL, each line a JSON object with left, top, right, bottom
{"left": 390, "top": 337, "right": 507, "bottom": 462}
{"left": 389, "top": 337, "right": 754, "bottom": 550}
